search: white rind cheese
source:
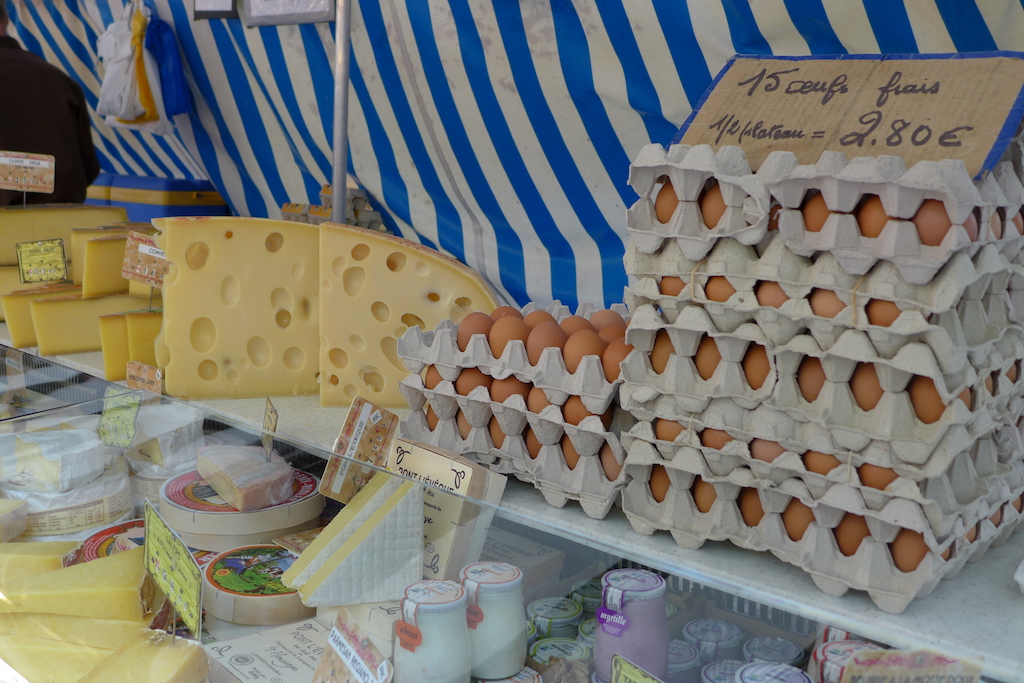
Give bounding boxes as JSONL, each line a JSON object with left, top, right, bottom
{"left": 125, "top": 403, "right": 204, "bottom": 476}
{"left": 0, "top": 429, "right": 109, "bottom": 493}
{"left": 196, "top": 445, "right": 293, "bottom": 512}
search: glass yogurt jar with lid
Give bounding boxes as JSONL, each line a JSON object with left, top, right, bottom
{"left": 394, "top": 580, "right": 471, "bottom": 683}
{"left": 682, "top": 618, "right": 744, "bottom": 663}
{"left": 460, "top": 562, "right": 527, "bottom": 680}
{"left": 527, "top": 597, "right": 583, "bottom": 639}
{"left": 700, "top": 659, "right": 745, "bottom": 683}
{"left": 809, "top": 640, "right": 877, "bottom": 683}
{"left": 742, "top": 637, "right": 805, "bottom": 667}
{"left": 593, "top": 568, "right": 670, "bottom": 683}
{"left": 570, "top": 576, "right": 604, "bottom": 619}
{"left": 666, "top": 639, "right": 701, "bottom": 683}
{"left": 735, "top": 662, "right": 813, "bottom": 683}
{"left": 528, "top": 638, "right": 591, "bottom": 667}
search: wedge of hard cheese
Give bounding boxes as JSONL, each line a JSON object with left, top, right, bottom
{"left": 0, "top": 612, "right": 152, "bottom": 649}
{"left": 70, "top": 223, "right": 153, "bottom": 285}
{"left": 0, "top": 541, "right": 78, "bottom": 585}
{"left": 126, "top": 309, "right": 163, "bottom": 367}
{"left": 30, "top": 294, "right": 149, "bottom": 355}
{"left": 1, "top": 284, "right": 81, "bottom": 348}
{"left": 0, "top": 546, "right": 154, "bottom": 620}
{"left": 79, "top": 628, "right": 210, "bottom": 683}
{"left": 196, "top": 445, "right": 294, "bottom": 512}
{"left": 0, "top": 265, "right": 24, "bottom": 320}
{"left": 81, "top": 235, "right": 130, "bottom": 298}
{"left": 0, "top": 499, "right": 27, "bottom": 542}
{"left": 99, "top": 312, "right": 130, "bottom": 381}
{"left": 0, "top": 204, "right": 127, "bottom": 264}
{"left": 0, "top": 634, "right": 113, "bottom": 683}
{"left": 319, "top": 222, "right": 498, "bottom": 407}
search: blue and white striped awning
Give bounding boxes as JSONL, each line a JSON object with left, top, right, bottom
{"left": 9, "top": 1, "right": 1024, "bottom": 308}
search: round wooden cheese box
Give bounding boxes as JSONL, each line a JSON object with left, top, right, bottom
{"left": 203, "top": 545, "right": 315, "bottom": 626}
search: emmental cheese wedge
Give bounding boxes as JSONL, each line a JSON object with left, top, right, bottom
{"left": 1, "top": 284, "right": 81, "bottom": 348}
{"left": 0, "top": 541, "right": 78, "bottom": 585}
{"left": 30, "top": 294, "right": 149, "bottom": 355}
{"left": 0, "top": 545, "right": 155, "bottom": 620}
{"left": 154, "top": 216, "right": 320, "bottom": 399}
{"left": 99, "top": 313, "right": 129, "bottom": 381}
{"left": 0, "top": 612, "right": 152, "bottom": 649}
{"left": 0, "top": 634, "right": 113, "bottom": 683}
{"left": 318, "top": 222, "right": 498, "bottom": 407}
{"left": 196, "top": 445, "right": 293, "bottom": 511}
{"left": 0, "top": 204, "right": 127, "bottom": 264}
{"left": 78, "top": 628, "right": 210, "bottom": 683}
{"left": 81, "top": 235, "right": 130, "bottom": 298}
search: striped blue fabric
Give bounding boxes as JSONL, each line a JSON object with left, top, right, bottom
{"left": 7, "top": 1, "right": 1024, "bottom": 308}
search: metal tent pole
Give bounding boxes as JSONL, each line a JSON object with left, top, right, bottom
{"left": 330, "top": 0, "right": 353, "bottom": 224}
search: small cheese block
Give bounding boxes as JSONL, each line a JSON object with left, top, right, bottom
{"left": 0, "top": 264, "right": 25, "bottom": 320}
{"left": 0, "top": 499, "right": 27, "bottom": 542}
{"left": 0, "top": 429, "right": 108, "bottom": 493}
{"left": 70, "top": 224, "right": 153, "bottom": 285}
{"left": 99, "top": 313, "right": 130, "bottom": 381}
{"left": 0, "top": 546, "right": 155, "bottom": 620}
{"left": 30, "top": 294, "right": 149, "bottom": 355}
{"left": 196, "top": 445, "right": 294, "bottom": 512}
{"left": 0, "top": 612, "right": 152, "bottom": 649}
{"left": 0, "top": 204, "right": 127, "bottom": 264}
{"left": 318, "top": 221, "right": 498, "bottom": 407}
{"left": 79, "top": 628, "right": 210, "bottom": 683}
{"left": 1, "top": 284, "right": 81, "bottom": 348}
{"left": 203, "top": 545, "right": 314, "bottom": 625}
{"left": 0, "top": 634, "right": 113, "bottom": 683}
{"left": 0, "top": 541, "right": 79, "bottom": 585}
{"left": 81, "top": 235, "right": 130, "bottom": 298}
{"left": 126, "top": 308, "right": 163, "bottom": 367}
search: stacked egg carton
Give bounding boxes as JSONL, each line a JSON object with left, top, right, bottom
{"left": 398, "top": 303, "right": 633, "bottom": 518}
{"left": 619, "top": 143, "right": 1024, "bottom": 613}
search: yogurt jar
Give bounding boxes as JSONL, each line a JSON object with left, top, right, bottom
{"left": 742, "top": 637, "right": 805, "bottom": 667}
{"left": 808, "top": 640, "right": 877, "bottom": 683}
{"left": 528, "top": 638, "right": 591, "bottom": 667}
{"left": 526, "top": 621, "right": 537, "bottom": 646}
{"left": 666, "top": 639, "right": 701, "bottom": 683}
{"left": 460, "top": 562, "right": 528, "bottom": 680}
{"left": 735, "top": 662, "right": 813, "bottom": 683}
{"left": 682, "top": 618, "right": 744, "bottom": 663}
{"left": 394, "top": 580, "right": 471, "bottom": 683}
{"left": 577, "top": 618, "right": 597, "bottom": 648}
{"left": 700, "top": 659, "right": 745, "bottom": 683}
{"left": 528, "top": 597, "right": 583, "bottom": 639}
{"left": 474, "top": 667, "right": 542, "bottom": 683}
{"left": 593, "top": 569, "right": 670, "bottom": 683}
{"left": 570, "top": 577, "right": 604, "bottom": 619}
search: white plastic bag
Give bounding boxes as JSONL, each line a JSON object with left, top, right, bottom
{"left": 95, "top": 2, "right": 142, "bottom": 119}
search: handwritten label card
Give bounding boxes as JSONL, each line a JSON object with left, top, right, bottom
{"left": 122, "top": 231, "right": 168, "bottom": 288}
{"left": 16, "top": 239, "right": 67, "bottom": 284}
{"left": 678, "top": 55, "right": 1024, "bottom": 178}
{"left": 144, "top": 501, "right": 203, "bottom": 637}
{"left": 322, "top": 398, "right": 400, "bottom": 504}
{"left": 0, "top": 151, "right": 54, "bottom": 194}
{"left": 840, "top": 649, "right": 980, "bottom": 683}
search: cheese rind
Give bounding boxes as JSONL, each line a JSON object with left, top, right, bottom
{"left": 0, "top": 634, "right": 113, "bottom": 683}
{"left": 99, "top": 313, "right": 129, "bottom": 381}
{"left": 0, "top": 429, "right": 108, "bottom": 493}
{"left": 30, "top": 294, "right": 150, "bottom": 355}
{"left": 81, "top": 235, "right": 130, "bottom": 298}
{"left": 0, "top": 542, "right": 79, "bottom": 586}
{"left": 196, "top": 445, "right": 294, "bottom": 511}
{"left": 1, "top": 284, "right": 81, "bottom": 348}
{"left": 78, "top": 628, "right": 210, "bottom": 683}
{"left": 0, "top": 612, "right": 151, "bottom": 649}
{"left": 0, "top": 204, "right": 127, "bottom": 264}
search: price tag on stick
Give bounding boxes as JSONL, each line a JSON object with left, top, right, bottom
{"left": 122, "top": 231, "right": 168, "bottom": 289}
{"left": 262, "top": 397, "right": 278, "bottom": 461}
{"left": 16, "top": 239, "right": 67, "bottom": 284}
{"left": 143, "top": 501, "right": 203, "bottom": 637}
{"left": 0, "top": 151, "right": 54, "bottom": 194}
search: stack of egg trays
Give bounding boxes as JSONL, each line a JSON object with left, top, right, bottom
{"left": 621, "top": 142, "right": 1024, "bottom": 612}
{"left": 397, "top": 302, "right": 631, "bottom": 519}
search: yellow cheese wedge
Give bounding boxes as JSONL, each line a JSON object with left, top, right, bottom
{"left": 99, "top": 313, "right": 129, "bottom": 381}
{"left": 0, "top": 612, "right": 151, "bottom": 649}
{"left": 0, "top": 542, "right": 78, "bottom": 585}
{"left": 0, "top": 204, "right": 127, "bottom": 265}
{"left": 81, "top": 235, "right": 130, "bottom": 298}
{"left": 126, "top": 309, "right": 163, "bottom": 367}
{"left": 0, "top": 500, "right": 27, "bottom": 542}
{"left": 0, "top": 634, "right": 113, "bottom": 683}
{"left": 0, "top": 265, "right": 26, "bottom": 321}
{"left": 79, "top": 628, "right": 210, "bottom": 683}
{"left": 0, "top": 546, "right": 154, "bottom": 620}
{"left": 1, "top": 284, "right": 81, "bottom": 348}
{"left": 30, "top": 294, "right": 149, "bottom": 355}
{"left": 154, "top": 216, "right": 319, "bottom": 399}
{"left": 318, "top": 222, "right": 497, "bottom": 407}
{"left": 70, "top": 224, "right": 153, "bottom": 285}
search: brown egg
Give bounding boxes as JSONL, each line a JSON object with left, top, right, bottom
{"left": 602, "top": 338, "right": 634, "bottom": 381}
{"left": 560, "top": 434, "right": 581, "bottom": 470}
{"left": 523, "top": 309, "right": 557, "bottom": 328}
{"left": 563, "top": 395, "right": 596, "bottom": 426}
{"left": 966, "top": 523, "right": 979, "bottom": 543}
{"left": 457, "top": 312, "right": 493, "bottom": 351}
{"left": 782, "top": 498, "right": 816, "bottom": 541}
{"left": 1013, "top": 210, "right": 1024, "bottom": 235}
{"left": 490, "top": 305, "right": 524, "bottom": 321}
{"left": 962, "top": 210, "right": 979, "bottom": 241}
{"left": 425, "top": 404, "right": 439, "bottom": 431}
{"left": 858, "top": 463, "right": 899, "bottom": 490}
{"left": 1014, "top": 496, "right": 1023, "bottom": 513}
{"left": 489, "top": 315, "right": 531, "bottom": 359}
{"left": 850, "top": 362, "right": 883, "bottom": 411}
{"left": 455, "top": 367, "right": 493, "bottom": 396}
{"left": 654, "top": 418, "right": 686, "bottom": 443}
{"left": 856, "top": 194, "right": 889, "bottom": 238}
{"left": 750, "top": 439, "right": 785, "bottom": 462}
{"left": 455, "top": 410, "right": 473, "bottom": 439}
{"left": 488, "top": 416, "right": 505, "bottom": 448}
{"left": 700, "top": 428, "right": 732, "bottom": 450}
{"left": 738, "top": 488, "right": 765, "bottom": 527}
{"left": 986, "top": 372, "right": 996, "bottom": 396}
{"left": 559, "top": 315, "right": 595, "bottom": 337}
{"left": 596, "top": 324, "right": 624, "bottom": 344}
{"left": 907, "top": 375, "right": 946, "bottom": 424}
{"left": 693, "top": 335, "right": 721, "bottom": 381}
{"left": 865, "top": 299, "right": 902, "bottom": 327}
{"left": 526, "top": 321, "right": 568, "bottom": 365}
{"left": 767, "top": 202, "right": 781, "bottom": 231}
{"left": 563, "top": 330, "right": 607, "bottom": 374}
{"left": 704, "top": 276, "right": 736, "bottom": 302}
{"left": 755, "top": 281, "right": 789, "bottom": 308}
{"left": 589, "top": 309, "right": 626, "bottom": 331}
{"left": 742, "top": 344, "right": 771, "bottom": 390}
{"left": 599, "top": 442, "right": 622, "bottom": 481}
{"left": 424, "top": 364, "right": 444, "bottom": 389}
{"left": 654, "top": 178, "right": 678, "bottom": 223}
{"left": 650, "top": 330, "right": 675, "bottom": 374}
{"left": 801, "top": 192, "right": 831, "bottom": 233}
{"left": 797, "top": 356, "right": 826, "bottom": 402}
{"left": 1007, "top": 363, "right": 1019, "bottom": 384}
{"left": 699, "top": 181, "right": 727, "bottom": 229}
{"left": 490, "top": 376, "right": 531, "bottom": 403}
{"left": 809, "top": 289, "right": 846, "bottom": 318}
{"left": 959, "top": 386, "right": 973, "bottom": 410}
{"left": 890, "top": 529, "right": 930, "bottom": 572}
{"left": 834, "top": 513, "right": 872, "bottom": 557}
{"left": 913, "top": 199, "right": 953, "bottom": 247}
{"left": 991, "top": 507, "right": 1004, "bottom": 527}
{"left": 649, "top": 464, "right": 671, "bottom": 503}
{"left": 803, "top": 450, "right": 841, "bottom": 474}
{"left": 523, "top": 427, "right": 543, "bottom": 459}
{"left": 691, "top": 477, "right": 717, "bottom": 513}
{"left": 527, "top": 385, "right": 556, "bottom": 413}
{"left": 990, "top": 210, "right": 1004, "bottom": 240}
{"left": 659, "top": 276, "right": 687, "bottom": 296}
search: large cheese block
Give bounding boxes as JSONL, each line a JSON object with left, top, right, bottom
{"left": 0, "top": 612, "right": 152, "bottom": 649}
{"left": 196, "top": 445, "right": 293, "bottom": 512}
{"left": 126, "top": 309, "right": 163, "bottom": 367}
{"left": 0, "top": 429, "right": 108, "bottom": 493}
{"left": 70, "top": 223, "right": 153, "bottom": 284}
{"left": 99, "top": 313, "right": 129, "bottom": 381}
{"left": 1, "top": 284, "right": 81, "bottom": 348}
{"left": 81, "top": 235, "right": 130, "bottom": 298}
{"left": 79, "top": 628, "right": 210, "bottom": 683}
{"left": 0, "top": 204, "right": 127, "bottom": 264}
{"left": 30, "top": 294, "right": 149, "bottom": 355}
{"left": 0, "top": 634, "right": 113, "bottom": 683}
{"left": 0, "top": 542, "right": 78, "bottom": 585}
{"left": 0, "top": 546, "right": 155, "bottom": 620}
{"left": 154, "top": 216, "right": 319, "bottom": 399}
{"left": 318, "top": 222, "right": 497, "bottom": 407}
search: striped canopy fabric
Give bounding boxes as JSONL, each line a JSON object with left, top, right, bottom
{"left": 8, "top": 1, "right": 1024, "bottom": 308}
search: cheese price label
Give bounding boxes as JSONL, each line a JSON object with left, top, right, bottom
{"left": 121, "top": 231, "right": 168, "bottom": 287}
{"left": 610, "top": 655, "right": 662, "bottom": 683}
{"left": 261, "top": 396, "right": 279, "bottom": 460}
{"left": 0, "top": 151, "right": 54, "bottom": 193}
{"left": 16, "top": 239, "right": 67, "bottom": 284}
{"left": 97, "top": 386, "right": 142, "bottom": 449}
{"left": 125, "top": 361, "right": 163, "bottom": 394}
{"left": 322, "top": 397, "right": 400, "bottom": 504}
{"left": 839, "top": 649, "right": 981, "bottom": 683}
{"left": 143, "top": 501, "right": 203, "bottom": 637}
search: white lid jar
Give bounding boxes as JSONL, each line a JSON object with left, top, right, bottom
{"left": 742, "top": 637, "right": 805, "bottom": 666}
{"left": 700, "top": 659, "right": 745, "bottom": 683}
{"left": 594, "top": 569, "right": 670, "bottom": 683}
{"left": 808, "top": 640, "right": 876, "bottom": 683}
{"left": 666, "top": 639, "right": 701, "bottom": 683}
{"left": 735, "top": 662, "right": 813, "bottom": 683}
{"left": 528, "top": 638, "right": 591, "bottom": 667}
{"left": 526, "top": 621, "right": 537, "bottom": 646}
{"left": 460, "top": 562, "right": 527, "bottom": 680}
{"left": 394, "top": 580, "right": 471, "bottom": 683}
{"left": 577, "top": 618, "right": 598, "bottom": 648}
{"left": 527, "top": 597, "right": 583, "bottom": 639}
{"left": 682, "top": 617, "right": 744, "bottom": 663}
{"left": 570, "top": 576, "right": 604, "bottom": 619}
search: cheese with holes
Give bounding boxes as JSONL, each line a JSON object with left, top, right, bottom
{"left": 30, "top": 294, "right": 148, "bottom": 355}
{"left": 126, "top": 309, "right": 163, "bottom": 367}
{"left": 196, "top": 445, "right": 293, "bottom": 511}
{"left": 154, "top": 216, "right": 319, "bottom": 399}
{"left": 82, "top": 235, "right": 130, "bottom": 298}
{"left": 0, "top": 542, "right": 78, "bottom": 585}
{"left": 0, "top": 612, "right": 152, "bottom": 649}
{"left": 0, "top": 546, "right": 155, "bottom": 620}
{"left": 0, "top": 204, "right": 127, "bottom": 264}
{"left": 0, "top": 429, "right": 107, "bottom": 493}
{"left": 318, "top": 222, "right": 497, "bottom": 407}
{"left": 99, "top": 313, "right": 129, "bottom": 381}
{"left": 0, "top": 634, "right": 113, "bottom": 683}
{"left": 79, "top": 628, "right": 210, "bottom": 683}
{"left": 1, "top": 284, "right": 81, "bottom": 348}
{"left": 0, "top": 500, "right": 27, "bottom": 542}
{"left": 70, "top": 224, "right": 153, "bottom": 284}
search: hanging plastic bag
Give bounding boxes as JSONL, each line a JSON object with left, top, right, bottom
{"left": 95, "top": 2, "right": 143, "bottom": 120}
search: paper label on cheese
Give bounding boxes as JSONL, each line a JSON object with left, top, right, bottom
{"left": 162, "top": 469, "right": 318, "bottom": 513}
{"left": 97, "top": 387, "right": 142, "bottom": 449}
{"left": 839, "top": 649, "right": 980, "bottom": 683}
{"left": 322, "top": 397, "right": 399, "bottom": 504}
{"left": 125, "top": 361, "right": 164, "bottom": 394}
{"left": 0, "top": 151, "right": 54, "bottom": 193}
{"left": 317, "top": 609, "right": 392, "bottom": 683}
{"left": 205, "top": 545, "right": 299, "bottom": 597}
{"left": 21, "top": 479, "right": 133, "bottom": 535}
{"left": 611, "top": 654, "right": 662, "bottom": 683}
{"left": 16, "top": 239, "right": 66, "bottom": 284}
{"left": 262, "top": 397, "right": 278, "bottom": 459}
{"left": 144, "top": 501, "right": 203, "bottom": 636}
{"left": 204, "top": 619, "right": 330, "bottom": 682}
{"left": 76, "top": 518, "right": 145, "bottom": 563}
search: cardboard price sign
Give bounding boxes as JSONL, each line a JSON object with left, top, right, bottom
{"left": 321, "top": 397, "right": 400, "bottom": 504}
{"left": 0, "top": 151, "right": 54, "bottom": 194}
{"left": 16, "top": 239, "right": 67, "bottom": 284}
{"left": 677, "top": 54, "right": 1024, "bottom": 178}
{"left": 839, "top": 649, "right": 980, "bottom": 683}
{"left": 121, "top": 231, "right": 168, "bottom": 287}
{"left": 143, "top": 501, "right": 204, "bottom": 637}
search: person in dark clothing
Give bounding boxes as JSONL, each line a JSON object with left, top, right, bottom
{"left": 0, "top": 2, "right": 100, "bottom": 206}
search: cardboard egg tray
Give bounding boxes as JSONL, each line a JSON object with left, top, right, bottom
{"left": 619, "top": 437, "right": 1024, "bottom": 613}
{"left": 398, "top": 373, "right": 628, "bottom": 519}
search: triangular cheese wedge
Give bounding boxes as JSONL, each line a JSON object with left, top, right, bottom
{"left": 298, "top": 480, "right": 423, "bottom": 607}
{"left": 0, "top": 541, "right": 78, "bottom": 586}
{"left": 0, "top": 500, "right": 27, "bottom": 542}
{"left": 79, "top": 628, "right": 210, "bottom": 683}
{"left": 0, "top": 634, "right": 113, "bottom": 683}
{"left": 0, "top": 612, "right": 152, "bottom": 650}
